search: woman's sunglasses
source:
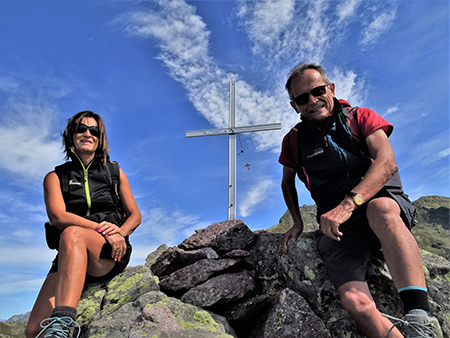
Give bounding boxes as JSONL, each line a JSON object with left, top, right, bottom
{"left": 292, "top": 84, "right": 329, "bottom": 106}
{"left": 76, "top": 123, "right": 100, "bottom": 137}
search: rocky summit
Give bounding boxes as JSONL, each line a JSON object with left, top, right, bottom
{"left": 2, "top": 196, "right": 449, "bottom": 338}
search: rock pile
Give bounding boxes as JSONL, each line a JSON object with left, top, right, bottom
{"left": 147, "top": 219, "right": 450, "bottom": 338}
{"left": 3, "top": 201, "right": 450, "bottom": 338}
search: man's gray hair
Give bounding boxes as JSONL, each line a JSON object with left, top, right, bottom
{"left": 285, "top": 62, "right": 331, "bottom": 100}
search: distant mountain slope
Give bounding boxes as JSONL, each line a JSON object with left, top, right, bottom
{"left": 412, "top": 196, "right": 450, "bottom": 260}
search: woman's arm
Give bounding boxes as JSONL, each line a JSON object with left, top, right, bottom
{"left": 116, "top": 168, "right": 141, "bottom": 236}
{"left": 43, "top": 171, "right": 100, "bottom": 232}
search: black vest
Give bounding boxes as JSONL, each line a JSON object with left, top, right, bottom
{"left": 295, "top": 101, "right": 403, "bottom": 216}
{"left": 54, "top": 156, "right": 124, "bottom": 225}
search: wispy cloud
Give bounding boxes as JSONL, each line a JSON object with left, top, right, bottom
{"left": 239, "top": 177, "right": 276, "bottom": 217}
{"left": 0, "top": 76, "right": 67, "bottom": 181}
{"left": 237, "top": 0, "right": 334, "bottom": 66}
{"left": 116, "top": 0, "right": 290, "bottom": 153}
{"left": 134, "top": 205, "right": 212, "bottom": 247}
{"left": 360, "top": 2, "right": 397, "bottom": 48}
{"left": 403, "top": 131, "right": 449, "bottom": 171}
{"left": 0, "top": 279, "right": 46, "bottom": 295}
{"left": 330, "top": 67, "right": 368, "bottom": 107}
{"left": 384, "top": 105, "right": 399, "bottom": 117}
{"left": 336, "top": 0, "right": 362, "bottom": 24}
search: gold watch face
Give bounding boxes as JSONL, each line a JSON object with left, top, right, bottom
{"left": 354, "top": 194, "right": 364, "bottom": 205}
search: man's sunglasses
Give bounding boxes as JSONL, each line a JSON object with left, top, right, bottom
{"left": 292, "top": 84, "right": 329, "bottom": 106}
{"left": 76, "top": 124, "right": 100, "bottom": 137}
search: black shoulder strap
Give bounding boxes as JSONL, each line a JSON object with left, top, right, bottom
{"left": 342, "top": 106, "right": 358, "bottom": 130}
{"left": 54, "top": 162, "right": 71, "bottom": 193}
{"left": 104, "top": 161, "right": 122, "bottom": 208}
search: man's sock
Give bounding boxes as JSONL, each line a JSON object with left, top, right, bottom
{"left": 50, "top": 306, "right": 77, "bottom": 321}
{"left": 398, "top": 286, "right": 430, "bottom": 314}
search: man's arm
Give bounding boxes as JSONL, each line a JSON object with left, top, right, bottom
{"left": 281, "top": 165, "right": 304, "bottom": 254}
{"left": 351, "top": 128, "right": 398, "bottom": 201}
{"left": 320, "top": 128, "right": 398, "bottom": 241}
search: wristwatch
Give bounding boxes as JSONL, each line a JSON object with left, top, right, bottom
{"left": 346, "top": 192, "right": 365, "bottom": 207}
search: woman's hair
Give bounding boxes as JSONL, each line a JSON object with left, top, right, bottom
{"left": 285, "top": 62, "right": 331, "bottom": 100}
{"left": 62, "top": 110, "right": 110, "bottom": 163}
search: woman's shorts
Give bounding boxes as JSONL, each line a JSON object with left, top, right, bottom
{"left": 48, "top": 239, "right": 132, "bottom": 284}
{"left": 317, "top": 189, "right": 415, "bottom": 289}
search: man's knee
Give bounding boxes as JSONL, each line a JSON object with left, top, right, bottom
{"left": 339, "top": 287, "right": 378, "bottom": 321}
{"left": 367, "top": 197, "right": 402, "bottom": 230}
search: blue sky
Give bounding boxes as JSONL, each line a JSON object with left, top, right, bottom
{"left": 0, "top": 0, "right": 448, "bottom": 320}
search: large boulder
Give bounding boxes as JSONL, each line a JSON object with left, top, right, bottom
{"left": 178, "top": 219, "right": 256, "bottom": 253}
{"left": 85, "top": 291, "right": 236, "bottom": 338}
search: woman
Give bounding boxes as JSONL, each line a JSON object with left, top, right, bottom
{"left": 25, "top": 111, "right": 141, "bottom": 338}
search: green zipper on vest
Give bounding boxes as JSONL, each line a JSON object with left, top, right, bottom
{"left": 75, "top": 154, "right": 94, "bottom": 216}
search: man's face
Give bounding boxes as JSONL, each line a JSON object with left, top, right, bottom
{"left": 289, "top": 69, "right": 335, "bottom": 123}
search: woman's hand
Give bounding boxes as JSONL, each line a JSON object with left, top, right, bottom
{"left": 96, "top": 221, "right": 125, "bottom": 237}
{"left": 104, "top": 232, "right": 126, "bottom": 261}
{"left": 97, "top": 221, "right": 126, "bottom": 261}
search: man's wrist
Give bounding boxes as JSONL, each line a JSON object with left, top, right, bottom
{"left": 342, "top": 196, "right": 357, "bottom": 212}
{"left": 346, "top": 192, "right": 365, "bottom": 208}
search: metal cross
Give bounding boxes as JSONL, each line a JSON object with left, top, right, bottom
{"left": 186, "top": 82, "right": 281, "bottom": 220}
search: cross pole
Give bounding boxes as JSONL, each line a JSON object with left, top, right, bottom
{"left": 186, "top": 82, "right": 281, "bottom": 220}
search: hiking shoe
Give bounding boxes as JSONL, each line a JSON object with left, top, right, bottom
{"left": 403, "top": 313, "right": 443, "bottom": 338}
{"left": 35, "top": 316, "right": 80, "bottom": 338}
{"left": 383, "top": 313, "right": 443, "bottom": 338}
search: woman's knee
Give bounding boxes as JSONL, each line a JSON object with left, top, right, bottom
{"left": 59, "top": 226, "right": 87, "bottom": 248}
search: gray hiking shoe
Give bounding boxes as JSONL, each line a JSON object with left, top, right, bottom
{"left": 383, "top": 313, "right": 443, "bottom": 338}
{"left": 403, "top": 313, "right": 443, "bottom": 338}
{"left": 35, "top": 316, "right": 80, "bottom": 338}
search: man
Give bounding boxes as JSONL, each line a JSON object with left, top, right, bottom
{"left": 279, "top": 62, "right": 443, "bottom": 338}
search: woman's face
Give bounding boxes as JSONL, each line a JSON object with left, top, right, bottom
{"left": 73, "top": 117, "right": 100, "bottom": 156}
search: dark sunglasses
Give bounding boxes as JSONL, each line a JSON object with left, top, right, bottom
{"left": 292, "top": 84, "right": 329, "bottom": 106}
{"left": 76, "top": 123, "right": 100, "bottom": 137}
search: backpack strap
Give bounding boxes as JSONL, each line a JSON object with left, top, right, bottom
{"left": 54, "top": 162, "right": 71, "bottom": 193}
{"left": 341, "top": 106, "right": 358, "bottom": 130}
{"left": 104, "top": 161, "right": 122, "bottom": 209}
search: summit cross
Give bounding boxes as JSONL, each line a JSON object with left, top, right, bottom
{"left": 186, "top": 82, "right": 281, "bottom": 220}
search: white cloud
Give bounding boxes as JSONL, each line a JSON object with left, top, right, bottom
{"left": 385, "top": 106, "right": 399, "bottom": 117}
{"left": 237, "top": 0, "right": 334, "bottom": 66}
{"left": 134, "top": 205, "right": 211, "bottom": 247}
{"left": 0, "top": 77, "right": 67, "bottom": 180}
{"left": 360, "top": 4, "right": 397, "bottom": 47}
{"left": 118, "top": 0, "right": 290, "bottom": 152}
{"left": 0, "top": 245, "right": 55, "bottom": 265}
{"left": 239, "top": 178, "right": 276, "bottom": 217}
{"left": 402, "top": 131, "right": 450, "bottom": 170}
{"left": 336, "top": 0, "right": 362, "bottom": 24}
{"left": 438, "top": 148, "right": 450, "bottom": 158}
{"left": 0, "top": 278, "right": 45, "bottom": 295}
{"left": 241, "top": 0, "right": 295, "bottom": 54}
{"left": 330, "top": 67, "right": 367, "bottom": 106}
